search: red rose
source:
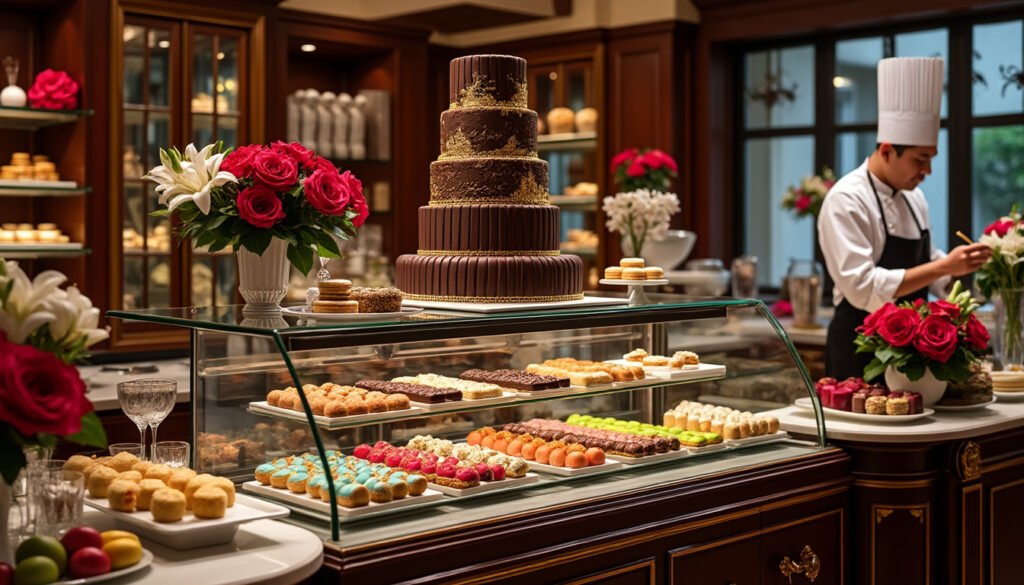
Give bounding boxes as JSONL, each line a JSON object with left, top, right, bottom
{"left": 0, "top": 334, "right": 92, "bottom": 437}
{"left": 610, "top": 148, "right": 638, "bottom": 172}
{"left": 626, "top": 159, "right": 647, "bottom": 178}
{"left": 641, "top": 151, "right": 665, "bottom": 169}
{"left": 314, "top": 157, "right": 337, "bottom": 175}
{"left": 984, "top": 219, "right": 1015, "bottom": 237}
{"left": 220, "top": 144, "right": 264, "bottom": 178}
{"left": 270, "top": 141, "right": 318, "bottom": 170}
{"left": 795, "top": 195, "right": 812, "bottom": 212}
{"left": 236, "top": 184, "right": 286, "bottom": 228}
{"left": 928, "top": 300, "right": 961, "bottom": 321}
{"left": 28, "top": 69, "right": 79, "bottom": 110}
{"left": 963, "top": 313, "right": 990, "bottom": 351}
{"left": 348, "top": 189, "right": 369, "bottom": 227}
{"left": 857, "top": 302, "right": 897, "bottom": 337}
{"left": 913, "top": 314, "right": 959, "bottom": 363}
{"left": 649, "top": 149, "right": 678, "bottom": 172}
{"left": 251, "top": 150, "right": 298, "bottom": 190}
{"left": 877, "top": 306, "right": 921, "bottom": 347}
{"left": 304, "top": 168, "right": 354, "bottom": 216}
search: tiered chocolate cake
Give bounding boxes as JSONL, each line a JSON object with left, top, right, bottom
{"left": 395, "top": 55, "right": 584, "bottom": 303}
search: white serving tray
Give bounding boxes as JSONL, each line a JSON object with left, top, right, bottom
{"left": 606, "top": 448, "right": 690, "bottom": 465}
{"left": 402, "top": 295, "right": 628, "bottom": 314}
{"left": 605, "top": 359, "right": 727, "bottom": 381}
{"left": 724, "top": 431, "right": 790, "bottom": 448}
{"left": 55, "top": 549, "right": 153, "bottom": 585}
{"left": 281, "top": 306, "right": 423, "bottom": 322}
{"left": 682, "top": 442, "right": 731, "bottom": 457}
{"left": 248, "top": 400, "right": 421, "bottom": 429}
{"left": 241, "top": 481, "right": 444, "bottom": 519}
{"left": 932, "top": 396, "right": 997, "bottom": 411}
{"left": 994, "top": 390, "right": 1024, "bottom": 401}
{"left": 0, "top": 178, "right": 78, "bottom": 189}
{"left": 525, "top": 459, "right": 623, "bottom": 477}
{"left": 428, "top": 472, "right": 540, "bottom": 496}
{"left": 84, "top": 493, "right": 289, "bottom": 550}
{"left": 794, "top": 397, "right": 934, "bottom": 423}
{"left": 413, "top": 391, "right": 519, "bottom": 411}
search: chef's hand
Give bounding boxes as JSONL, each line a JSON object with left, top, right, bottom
{"left": 943, "top": 243, "right": 992, "bottom": 276}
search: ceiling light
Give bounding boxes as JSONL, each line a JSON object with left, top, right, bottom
{"left": 217, "top": 51, "right": 225, "bottom": 60}
{"left": 833, "top": 76, "right": 852, "bottom": 88}
{"left": 158, "top": 40, "right": 170, "bottom": 49}
{"left": 548, "top": 72, "right": 557, "bottom": 80}
{"left": 300, "top": 44, "right": 316, "bottom": 53}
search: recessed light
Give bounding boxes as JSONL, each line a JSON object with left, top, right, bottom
{"left": 217, "top": 51, "right": 225, "bottom": 60}
{"left": 301, "top": 44, "right": 316, "bottom": 53}
{"left": 158, "top": 40, "right": 170, "bottom": 49}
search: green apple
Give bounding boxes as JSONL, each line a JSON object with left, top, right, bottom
{"left": 13, "top": 557, "right": 59, "bottom": 585}
{"left": 15, "top": 537, "right": 66, "bottom": 576}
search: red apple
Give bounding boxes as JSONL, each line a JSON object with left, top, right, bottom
{"left": 0, "top": 562, "right": 12, "bottom": 585}
{"left": 68, "top": 547, "right": 111, "bottom": 579}
{"left": 61, "top": 526, "right": 104, "bottom": 555}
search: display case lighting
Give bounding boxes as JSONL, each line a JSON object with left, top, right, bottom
{"left": 301, "top": 44, "right": 317, "bottom": 53}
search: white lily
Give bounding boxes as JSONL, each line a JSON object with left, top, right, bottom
{"left": 143, "top": 143, "right": 237, "bottom": 215}
{"left": 0, "top": 260, "right": 64, "bottom": 344}
{"left": 46, "top": 285, "right": 109, "bottom": 348}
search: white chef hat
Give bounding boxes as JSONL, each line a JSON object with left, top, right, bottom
{"left": 876, "top": 57, "right": 944, "bottom": 147}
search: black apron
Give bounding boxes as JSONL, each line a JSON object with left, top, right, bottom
{"left": 825, "top": 170, "right": 932, "bottom": 380}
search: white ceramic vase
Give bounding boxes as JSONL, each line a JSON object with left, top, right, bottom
{"left": 237, "top": 237, "right": 290, "bottom": 314}
{"left": 619, "top": 230, "right": 697, "bottom": 270}
{"left": 884, "top": 366, "right": 947, "bottom": 407}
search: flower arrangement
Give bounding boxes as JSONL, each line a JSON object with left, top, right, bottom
{"left": 780, "top": 167, "right": 835, "bottom": 219}
{"left": 145, "top": 141, "right": 367, "bottom": 275}
{"left": 854, "top": 281, "right": 989, "bottom": 384}
{"left": 609, "top": 147, "right": 678, "bottom": 193}
{"left": 602, "top": 189, "right": 681, "bottom": 259}
{"left": 0, "top": 260, "right": 108, "bottom": 484}
{"left": 27, "top": 69, "right": 78, "bottom": 110}
{"left": 975, "top": 206, "right": 1024, "bottom": 366}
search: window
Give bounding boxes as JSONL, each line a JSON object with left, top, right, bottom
{"left": 737, "top": 14, "right": 1023, "bottom": 291}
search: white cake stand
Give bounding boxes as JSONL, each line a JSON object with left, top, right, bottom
{"left": 599, "top": 278, "right": 668, "bottom": 306}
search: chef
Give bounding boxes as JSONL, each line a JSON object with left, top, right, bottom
{"left": 818, "top": 57, "right": 991, "bottom": 379}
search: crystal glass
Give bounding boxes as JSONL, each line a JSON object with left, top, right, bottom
{"left": 108, "top": 443, "right": 144, "bottom": 458}
{"left": 32, "top": 469, "right": 82, "bottom": 538}
{"left": 117, "top": 378, "right": 176, "bottom": 459}
{"left": 730, "top": 256, "right": 758, "bottom": 298}
{"left": 153, "top": 441, "right": 190, "bottom": 468}
{"left": 786, "top": 259, "right": 823, "bottom": 329}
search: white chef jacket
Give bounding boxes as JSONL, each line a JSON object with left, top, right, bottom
{"left": 818, "top": 159, "right": 949, "bottom": 313}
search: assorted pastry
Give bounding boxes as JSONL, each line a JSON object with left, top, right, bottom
{"left": 562, "top": 182, "right": 599, "bottom": 197}
{"left": 122, "top": 225, "right": 171, "bottom": 252}
{"left": 0, "top": 222, "right": 72, "bottom": 244}
{"left": 563, "top": 414, "right": 724, "bottom": 448}
{"left": 403, "top": 436, "right": 530, "bottom": 482}
{"left": 990, "top": 370, "right": 1024, "bottom": 393}
{"left": 254, "top": 451, "right": 429, "bottom": 507}
{"left": 310, "top": 279, "right": 404, "bottom": 314}
{"left": 527, "top": 358, "right": 645, "bottom": 386}
{"left": 501, "top": 418, "right": 685, "bottom": 457}
{"left": 941, "top": 362, "right": 994, "bottom": 405}
{"left": 467, "top": 427, "right": 607, "bottom": 468}
{"left": 460, "top": 369, "right": 569, "bottom": 392}
{"left": 1, "top": 152, "right": 62, "bottom": 182}
{"left": 355, "top": 379, "right": 462, "bottom": 403}
{"left": 624, "top": 348, "right": 701, "bottom": 370}
{"left": 561, "top": 228, "right": 598, "bottom": 251}
{"left": 392, "top": 373, "right": 503, "bottom": 400}
{"left": 266, "top": 383, "right": 412, "bottom": 416}
{"left": 604, "top": 257, "right": 664, "bottom": 282}
{"left": 64, "top": 454, "right": 234, "bottom": 522}
{"left": 814, "top": 377, "right": 923, "bottom": 415}
{"left": 663, "top": 401, "right": 780, "bottom": 439}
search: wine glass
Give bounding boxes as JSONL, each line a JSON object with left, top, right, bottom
{"left": 117, "top": 379, "right": 176, "bottom": 459}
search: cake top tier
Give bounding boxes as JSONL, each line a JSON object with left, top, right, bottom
{"left": 450, "top": 55, "right": 527, "bottom": 109}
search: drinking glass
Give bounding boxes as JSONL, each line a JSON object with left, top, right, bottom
{"left": 117, "top": 378, "right": 177, "bottom": 459}
{"left": 33, "top": 470, "right": 83, "bottom": 538}
{"left": 108, "top": 443, "right": 144, "bottom": 458}
{"left": 730, "top": 255, "right": 758, "bottom": 299}
{"left": 153, "top": 441, "right": 190, "bottom": 468}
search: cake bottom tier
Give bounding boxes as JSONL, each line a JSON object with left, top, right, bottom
{"left": 395, "top": 254, "right": 584, "bottom": 302}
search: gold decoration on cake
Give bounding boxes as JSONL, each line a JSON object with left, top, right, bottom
{"left": 451, "top": 73, "right": 528, "bottom": 109}
{"left": 404, "top": 292, "right": 584, "bottom": 304}
{"left": 417, "top": 249, "right": 560, "bottom": 257}
{"left": 430, "top": 175, "right": 550, "bottom": 206}
{"left": 439, "top": 130, "right": 536, "bottom": 160}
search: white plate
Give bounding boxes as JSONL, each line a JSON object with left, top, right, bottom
{"left": 606, "top": 449, "right": 690, "bottom": 465}
{"left": 412, "top": 392, "right": 520, "bottom": 412}
{"left": 599, "top": 278, "right": 669, "bottom": 287}
{"left": 520, "top": 459, "right": 623, "bottom": 477}
{"left": 605, "top": 359, "right": 726, "bottom": 381}
{"left": 402, "top": 295, "right": 627, "bottom": 313}
{"left": 793, "top": 397, "right": 934, "bottom": 423}
{"left": 994, "top": 390, "right": 1024, "bottom": 400}
{"left": 933, "top": 396, "right": 997, "bottom": 411}
{"left": 281, "top": 306, "right": 423, "bottom": 322}
{"left": 428, "top": 472, "right": 540, "bottom": 496}
{"left": 84, "top": 493, "right": 289, "bottom": 550}
{"left": 241, "top": 481, "right": 444, "bottom": 519}
{"left": 248, "top": 401, "right": 421, "bottom": 429}
{"left": 725, "top": 431, "right": 790, "bottom": 448}
{"left": 682, "top": 442, "right": 731, "bottom": 457}
{"left": 55, "top": 549, "right": 154, "bottom": 585}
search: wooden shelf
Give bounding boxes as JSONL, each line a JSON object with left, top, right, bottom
{"left": 0, "top": 245, "right": 90, "bottom": 259}
{"left": 537, "top": 131, "right": 598, "bottom": 151}
{"left": 0, "top": 185, "right": 91, "bottom": 197}
{"left": 0, "top": 106, "right": 93, "bottom": 130}
{"left": 549, "top": 194, "right": 597, "bottom": 208}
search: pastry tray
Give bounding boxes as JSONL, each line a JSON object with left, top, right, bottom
{"left": 724, "top": 431, "right": 790, "bottom": 448}
{"left": 83, "top": 493, "right": 289, "bottom": 550}
{"left": 605, "top": 360, "right": 727, "bottom": 381}
{"left": 427, "top": 472, "right": 540, "bottom": 496}
{"left": 793, "top": 397, "right": 934, "bottom": 423}
{"left": 247, "top": 400, "right": 422, "bottom": 429}
{"left": 524, "top": 459, "right": 623, "bottom": 477}
{"left": 605, "top": 449, "right": 691, "bottom": 465}
{"left": 242, "top": 481, "right": 445, "bottom": 519}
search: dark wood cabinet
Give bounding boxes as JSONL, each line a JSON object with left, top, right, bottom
{"left": 761, "top": 509, "right": 843, "bottom": 585}
{"left": 671, "top": 534, "right": 761, "bottom": 584}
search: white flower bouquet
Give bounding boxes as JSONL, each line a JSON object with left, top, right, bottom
{"left": 602, "top": 189, "right": 681, "bottom": 258}
{"left": 976, "top": 206, "right": 1024, "bottom": 366}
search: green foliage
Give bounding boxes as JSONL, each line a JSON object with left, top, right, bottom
{"left": 974, "top": 126, "right": 1024, "bottom": 221}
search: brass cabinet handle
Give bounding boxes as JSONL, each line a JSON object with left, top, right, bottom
{"left": 779, "top": 545, "right": 820, "bottom": 583}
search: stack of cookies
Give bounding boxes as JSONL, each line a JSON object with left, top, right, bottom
{"left": 1, "top": 153, "right": 61, "bottom": 182}
{"left": 991, "top": 370, "right": 1024, "bottom": 393}
{"left": 312, "top": 279, "right": 358, "bottom": 314}
{"left": 604, "top": 258, "right": 664, "bottom": 281}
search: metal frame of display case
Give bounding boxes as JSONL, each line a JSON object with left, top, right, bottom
{"left": 109, "top": 296, "right": 826, "bottom": 543}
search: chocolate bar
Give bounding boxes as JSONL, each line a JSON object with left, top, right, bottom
{"left": 460, "top": 369, "right": 568, "bottom": 391}
{"left": 354, "top": 379, "right": 462, "bottom": 403}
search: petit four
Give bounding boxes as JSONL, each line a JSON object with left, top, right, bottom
{"left": 264, "top": 383, "right": 414, "bottom": 416}
{"left": 468, "top": 427, "right": 608, "bottom": 468}
{"left": 814, "top": 377, "right": 923, "bottom": 416}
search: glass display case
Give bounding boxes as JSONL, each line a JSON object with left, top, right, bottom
{"left": 107, "top": 296, "right": 826, "bottom": 547}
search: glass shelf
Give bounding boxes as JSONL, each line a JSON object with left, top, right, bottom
{"left": 0, "top": 184, "right": 91, "bottom": 197}
{"left": 537, "top": 131, "right": 597, "bottom": 151}
{"left": 549, "top": 194, "right": 597, "bottom": 207}
{"left": 0, "top": 105, "right": 93, "bottom": 130}
{"left": 561, "top": 245, "right": 598, "bottom": 258}
{"left": 0, "top": 245, "right": 91, "bottom": 259}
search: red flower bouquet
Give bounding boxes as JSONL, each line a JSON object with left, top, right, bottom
{"left": 27, "top": 69, "right": 79, "bottom": 110}
{"left": 610, "top": 147, "right": 678, "bottom": 192}
{"left": 854, "top": 281, "right": 989, "bottom": 383}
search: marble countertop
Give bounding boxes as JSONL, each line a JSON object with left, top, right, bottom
{"left": 83, "top": 358, "right": 191, "bottom": 411}
{"left": 768, "top": 395, "right": 1024, "bottom": 443}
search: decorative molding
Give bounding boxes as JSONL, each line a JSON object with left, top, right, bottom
{"left": 871, "top": 504, "right": 929, "bottom": 585}
{"left": 958, "top": 441, "right": 982, "bottom": 481}
{"left": 566, "top": 558, "right": 657, "bottom": 585}
{"left": 875, "top": 508, "right": 894, "bottom": 524}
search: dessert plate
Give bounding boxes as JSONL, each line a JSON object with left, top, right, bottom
{"left": 932, "top": 396, "right": 997, "bottom": 411}
{"left": 248, "top": 400, "right": 422, "bottom": 430}
{"left": 793, "top": 397, "right": 934, "bottom": 423}
{"left": 281, "top": 306, "right": 423, "bottom": 322}
{"left": 84, "top": 493, "right": 289, "bottom": 550}
{"left": 525, "top": 459, "right": 623, "bottom": 477}
{"left": 605, "top": 360, "right": 727, "bottom": 381}
{"left": 993, "top": 390, "right": 1024, "bottom": 401}
{"left": 56, "top": 549, "right": 154, "bottom": 585}
{"left": 606, "top": 448, "right": 691, "bottom": 465}
{"left": 427, "top": 472, "right": 540, "bottom": 496}
{"left": 242, "top": 481, "right": 444, "bottom": 519}
{"left": 599, "top": 278, "right": 669, "bottom": 286}
{"left": 402, "top": 295, "right": 627, "bottom": 313}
